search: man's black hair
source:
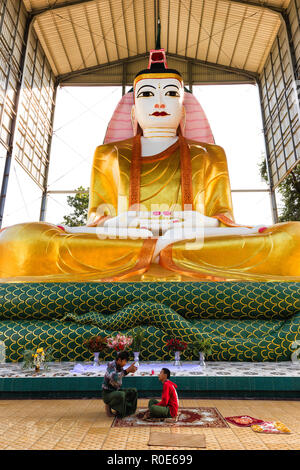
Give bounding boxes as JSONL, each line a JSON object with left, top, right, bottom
{"left": 161, "top": 367, "right": 171, "bottom": 379}
{"left": 116, "top": 351, "right": 129, "bottom": 361}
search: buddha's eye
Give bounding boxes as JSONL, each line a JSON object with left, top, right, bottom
{"left": 165, "top": 90, "right": 180, "bottom": 97}
{"left": 137, "top": 90, "right": 154, "bottom": 98}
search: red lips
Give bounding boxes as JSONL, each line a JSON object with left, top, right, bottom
{"left": 151, "top": 111, "right": 170, "bottom": 116}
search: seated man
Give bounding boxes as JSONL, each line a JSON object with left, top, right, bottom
{"left": 145, "top": 368, "right": 179, "bottom": 421}
{"left": 102, "top": 351, "right": 137, "bottom": 418}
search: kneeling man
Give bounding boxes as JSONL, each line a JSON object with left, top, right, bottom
{"left": 102, "top": 351, "right": 137, "bottom": 418}
{"left": 146, "top": 368, "right": 179, "bottom": 421}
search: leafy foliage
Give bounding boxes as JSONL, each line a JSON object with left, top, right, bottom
{"left": 22, "top": 347, "right": 54, "bottom": 370}
{"left": 62, "top": 186, "right": 89, "bottom": 227}
{"left": 259, "top": 158, "right": 300, "bottom": 222}
{"left": 190, "top": 338, "right": 213, "bottom": 356}
{"left": 131, "top": 327, "right": 145, "bottom": 352}
{"left": 84, "top": 336, "right": 107, "bottom": 353}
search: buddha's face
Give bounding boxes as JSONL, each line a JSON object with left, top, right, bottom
{"left": 133, "top": 77, "right": 184, "bottom": 134}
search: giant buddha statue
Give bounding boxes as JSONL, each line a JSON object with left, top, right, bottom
{"left": 0, "top": 49, "right": 300, "bottom": 283}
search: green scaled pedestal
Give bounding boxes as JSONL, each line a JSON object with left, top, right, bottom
{"left": 0, "top": 282, "right": 299, "bottom": 362}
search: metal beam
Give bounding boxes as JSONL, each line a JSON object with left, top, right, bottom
{"left": 225, "top": 0, "right": 284, "bottom": 14}
{"left": 241, "top": 8, "right": 263, "bottom": 70}
{"left": 67, "top": 7, "right": 87, "bottom": 69}
{"left": 58, "top": 53, "right": 147, "bottom": 83}
{"left": 294, "top": 0, "right": 300, "bottom": 29}
{"left": 168, "top": 52, "right": 258, "bottom": 81}
{"left": 0, "top": 0, "right": 9, "bottom": 33}
{"left": 0, "top": 0, "right": 22, "bottom": 136}
{"left": 95, "top": 0, "right": 110, "bottom": 63}
{"left": 57, "top": 52, "right": 258, "bottom": 84}
{"left": 122, "top": 61, "right": 127, "bottom": 96}
{"left": 40, "top": 84, "right": 58, "bottom": 222}
{"left": 280, "top": 11, "right": 300, "bottom": 122}
{"left": 269, "top": 50, "right": 288, "bottom": 174}
{"left": 205, "top": 0, "right": 218, "bottom": 63}
{"left": 175, "top": 0, "right": 181, "bottom": 55}
{"left": 107, "top": 0, "right": 120, "bottom": 61}
{"left": 184, "top": 0, "right": 192, "bottom": 57}
{"left": 47, "top": 188, "right": 269, "bottom": 194}
{"left": 195, "top": 0, "right": 205, "bottom": 60}
{"left": 28, "top": 0, "right": 286, "bottom": 85}
{"left": 0, "top": 11, "right": 33, "bottom": 228}
{"left": 215, "top": 2, "right": 231, "bottom": 64}
{"left": 257, "top": 80, "right": 278, "bottom": 224}
{"left": 187, "top": 61, "right": 193, "bottom": 92}
{"left": 228, "top": 5, "right": 248, "bottom": 68}
{"left": 31, "top": 0, "right": 96, "bottom": 17}
{"left": 83, "top": 2, "right": 101, "bottom": 65}
{"left": 30, "top": 0, "right": 286, "bottom": 19}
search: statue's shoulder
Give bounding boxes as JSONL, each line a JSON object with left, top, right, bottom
{"left": 186, "top": 139, "right": 227, "bottom": 162}
{"left": 94, "top": 138, "right": 134, "bottom": 156}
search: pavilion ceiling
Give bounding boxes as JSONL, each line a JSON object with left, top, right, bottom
{"left": 22, "top": 0, "right": 290, "bottom": 80}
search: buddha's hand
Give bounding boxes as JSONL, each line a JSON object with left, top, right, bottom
{"left": 103, "top": 211, "right": 141, "bottom": 229}
{"left": 86, "top": 215, "right": 113, "bottom": 227}
{"left": 170, "top": 211, "right": 219, "bottom": 228}
{"left": 103, "top": 211, "right": 174, "bottom": 236}
{"left": 103, "top": 210, "right": 219, "bottom": 236}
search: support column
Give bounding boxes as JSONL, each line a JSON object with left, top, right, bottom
{"left": 39, "top": 83, "right": 58, "bottom": 222}
{"left": 281, "top": 11, "right": 300, "bottom": 121}
{"left": 122, "top": 62, "right": 127, "bottom": 96}
{"left": 257, "top": 81, "right": 278, "bottom": 224}
{"left": 0, "top": 13, "right": 33, "bottom": 228}
{"left": 187, "top": 61, "right": 193, "bottom": 92}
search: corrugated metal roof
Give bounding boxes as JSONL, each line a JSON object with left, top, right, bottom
{"left": 22, "top": 0, "right": 287, "bottom": 79}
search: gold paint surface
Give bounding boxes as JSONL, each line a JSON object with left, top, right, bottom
{"left": 0, "top": 137, "right": 300, "bottom": 281}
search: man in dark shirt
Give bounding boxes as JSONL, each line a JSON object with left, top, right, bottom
{"left": 102, "top": 351, "right": 138, "bottom": 417}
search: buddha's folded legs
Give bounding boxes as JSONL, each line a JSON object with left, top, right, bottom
{"left": 1, "top": 221, "right": 300, "bottom": 282}
{"left": 160, "top": 221, "right": 300, "bottom": 281}
{"left": 0, "top": 222, "right": 156, "bottom": 281}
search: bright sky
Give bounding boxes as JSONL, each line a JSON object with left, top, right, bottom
{"left": 2, "top": 83, "right": 273, "bottom": 227}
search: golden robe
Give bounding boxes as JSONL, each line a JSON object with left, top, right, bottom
{"left": 0, "top": 137, "right": 300, "bottom": 282}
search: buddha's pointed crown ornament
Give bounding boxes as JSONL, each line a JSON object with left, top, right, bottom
{"left": 133, "top": 48, "right": 183, "bottom": 89}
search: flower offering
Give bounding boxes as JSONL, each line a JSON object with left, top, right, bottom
{"left": 106, "top": 333, "right": 133, "bottom": 352}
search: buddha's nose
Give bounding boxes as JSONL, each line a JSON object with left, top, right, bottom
{"left": 154, "top": 103, "right": 166, "bottom": 109}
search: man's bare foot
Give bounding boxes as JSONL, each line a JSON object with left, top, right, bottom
{"left": 105, "top": 404, "right": 115, "bottom": 417}
{"left": 142, "top": 410, "right": 151, "bottom": 420}
{"left": 164, "top": 415, "right": 179, "bottom": 423}
{"left": 145, "top": 417, "right": 165, "bottom": 422}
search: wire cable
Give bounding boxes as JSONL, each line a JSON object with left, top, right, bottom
{"left": 53, "top": 86, "right": 120, "bottom": 133}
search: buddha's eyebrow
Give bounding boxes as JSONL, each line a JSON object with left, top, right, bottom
{"left": 163, "top": 84, "right": 179, "bottom": 89}
{"left": 137, "top": 84, "right": 156, "bottom": 93}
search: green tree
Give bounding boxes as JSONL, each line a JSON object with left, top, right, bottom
{"left": 62, "top": 186, "right": 89, "bottom": 226}
{"left": 259, "top": 158, "right": 300, "bottom": 222}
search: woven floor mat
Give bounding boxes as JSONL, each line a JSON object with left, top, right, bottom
{"left": 148, "top": 432, "right": 206, "bottom": 448}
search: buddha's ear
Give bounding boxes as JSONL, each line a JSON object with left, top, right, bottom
{"left": 179, "top": 105, "right": 186, "bottom": 136}
{"left": 131, "top": 105, "right": 138, "bottom": 136}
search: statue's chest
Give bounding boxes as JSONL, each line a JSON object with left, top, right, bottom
{"left": 117, "top": 148, "right": 182, "bottom": 210}
{"left": 139, "top": 152, "right": 182, "bottom": 209}
{"left": 117, "top": 145, "right": 206, "bottom": 211}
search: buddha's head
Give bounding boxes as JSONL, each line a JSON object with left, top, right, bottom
{"left": 131, "top": 50, "right": 185, "bottom": 138}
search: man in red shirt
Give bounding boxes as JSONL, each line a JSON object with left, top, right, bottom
{"left": 144, "top": 368, "right": 179, "bottom": 421}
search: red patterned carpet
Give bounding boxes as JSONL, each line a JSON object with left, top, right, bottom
{"left": 112, "top": 407, "right": 229, "bottom": 428}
